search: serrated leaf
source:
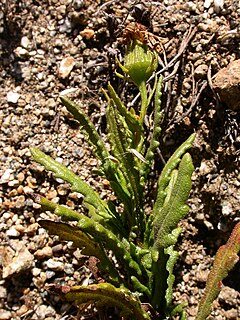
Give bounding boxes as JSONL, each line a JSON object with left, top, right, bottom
{"left": 50, "top": 282, "right": 151, "bottom": 320}
{"left": 107, "top": 83, "right": 142, "bottom": 136}
{"left": 39, "top": 220, "right": 102, "bottom": 257}
{"left": 30, "top": 147, "right": 112, "bottom": 223}
{"left": 39, "top": 219, "right": 122, "bottom": 285}
{"left": 141, "top": 76, "right": 162, "bottom": 182}
{"left": 153, "top": 133, "right": 196, "bottom": 213}
{"left": 153, "top": 153, "right": 194, "bottom": 249}
{"left": 60, "top": 96, "right": 109, "bottom": 160}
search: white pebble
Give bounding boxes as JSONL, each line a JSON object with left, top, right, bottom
{"left": 6, "top": 227, "right": 20, "bottom": 238}
{"left": 214, "top": 0, "right": 224, "bottom": 13}
{"left": 7, "top": 92, "right": 20, "bottom": 104}
{"left": 21, "top": 36, "right": 30, "bottom": 48}
{"left": 0, "top": 310, "right": 12, "bottom": 319}
{"left": 204, "top": 0, "right": 212, "bottom": 8}
{"left": 45, "top": 259, "right": 64, "bottom": 271}
{"left": 14, "top": 47, "right": 29, "bottom": 58}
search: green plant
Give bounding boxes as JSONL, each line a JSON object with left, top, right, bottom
{"left": 30, "top": 39, "right": 240, "bottom": 319}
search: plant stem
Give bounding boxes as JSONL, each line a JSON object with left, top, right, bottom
{"left": 151, "top": 248, "right": 168, "bottom": 313}
{"left": 139, "top": 81, "right": 148, "bottom": 126}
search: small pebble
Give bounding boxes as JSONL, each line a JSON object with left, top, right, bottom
{"left": 16, "top": 304, "right": 29, "bottom": 316}
{"left": 32, "top": 267, "right": 42, "bottom": 276}
{"left": 14, "top": 47, "right": 29, "bottom": 58}
{"left": 35, "top": 305, "right": 56, "bottom": 320}
{"left": 194, "top": 64, "right": 208, "bottom": 79}
{"left": 15, "top": 224, "right": 25, "bottom": 233}
{"left": 0, "top": 169, "right": 14, "bottom": 183}
{"left": 80, "top": 28, "right": 95, "bottom": 40}
{"left": 58, "top": 56, "right": 75, "bottom": 78}
{"left": 0, "top": 310, "right": 12, "bottom": 320}
{"left": 45, "top": 259, "right": 64, "bottom": 271}
{"left": 21, "top": 36, "right": 30, "bottom": 48}
{"left": 7, "top": 92, "right": 20, "bottom": 104}
{"left": 64, "top": 263, "right": 74, "bottom": 275}
{"left": 2, "top": 243, "right": 34, "bottom": 278}
{"left": 219, "top": 286, "right": 238, "bottom": 306}
{"left": 0, "top": 286, "right": 7, "bottom": 299}
{"left": 23, "top": 186, "right": 34, "bottom": 194}
{"left": 35, "top": 246, "right": 53, "bottom": 259}
{"left": 213, "top": 59, "right": 240, "bottom": 110}
{"left": 224, "top": 309, "right": 238, "bottom": 319}
{"left": 25, "top": 223, "right": 39, "bottom": 235}
{"left": 6, "top": 227, "right": 20, "bottom": 238}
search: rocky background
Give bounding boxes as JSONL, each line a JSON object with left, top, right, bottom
{"left": 0, "top": 0, "right": 239, "bottom": 319}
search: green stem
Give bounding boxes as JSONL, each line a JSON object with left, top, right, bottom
{"left": 151, "top": 248, "right": 168, "bottom": 313}
{"left": 139, "top": 81, "right": 148, "bottom": 126}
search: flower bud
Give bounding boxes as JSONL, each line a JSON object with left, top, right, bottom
{"left": 124, "top": 39, "right": 158, "bottom": 87}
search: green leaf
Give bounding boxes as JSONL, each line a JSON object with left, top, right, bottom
{"left": 195, "top": 222, "right": 240, "bottom": 320}
{"left": 153, "top": 133, "right": 196, "bottom": 214}
{"left": 153, "top": 153, "right": 194, "bottom": 249}
{"left": 30, "top": 147, "right": 112, "bottom": 223}
{"left": 40, "top": 201, "right": 136, "bottom": 279}
{"left": 106, "top": 100, "right": 145, "bottom": 233}
{"left": 77, "top": 217, "right": 143, "bottom": 278}
{"left": 140, "top": 76, "right": 162, "bottom": 182}
{"left": 61, "top": 96, "right": 134, "bottom": 213}
{"left": 38, "top": 219, "right": 100, "bottom": 257}
{"left": 164, "top": 228, "right": 182, "bottom": 308}
{"left": 107, "top": 83, "right": 142, "bottom": 137}
{"left": 50, "top": 282, "right": 151, "bottom": 320}
{"left": 150, "top": 153, "right": 194, "bottom": 314}
{"left": 39, "top": 219, "right": 122, "bottom": 285}
{"left": 60, "top": 96, "right": 109, "bottom": 161}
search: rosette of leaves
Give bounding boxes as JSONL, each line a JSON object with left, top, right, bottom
{"left": 30, "top": 37, "right": 239, "bottom": 320}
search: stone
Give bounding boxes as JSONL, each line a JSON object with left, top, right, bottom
{"left": 21, "top": 36, "right": 30, "bottom": 48}
{"left": 35, "top": 305, "right": 56, "bottom": 320}
{"left": 213, "top": 59, "right": 240, "bottom": 110}
{"left": 80, "top": 28, "right": 95, "bottom": 40}
{"left": 25, "top": 223, "right": 39, "bottom": 235}
{"left": 218, "top": 286, "right": 238, "bottom": 306}
{"left": 224, "top": 309, "right": 238, "bottom": 319}
{"left": 58, "top": 56, "right": 75, "bottom": 78}
{"left": 194, "top": 64, "right": 208, "bottom": 79}
{"left": 45, "top": 258, "right": 64, "bottom": 271}
{"left": 204, "top": 0, "right": 212, "bottom": 9}
{"left": 6, "top": 92, "right": 20, "bottom": 104}
{"left": 0, "top": 310, "right": 12, "bottom": 320}
{"left": 2, "top": 242, "right": 34, "bottom": 278}
{"left": 34, "top": 246, "right": 53, "bottom": 259}
{"left": 0, "top": 169, "right": 14, "bottom": 183}
{"left": 0, "top": 286, "right": 7, "bottom": 299}
{"left": 64, "top": 263, "right": 74, "bottom": 275}
{"left": 214, "top": 0, "right": 224, "bottom": 13}
{"left": 14, "top": 47, "right": 29, "bottom": 58}
{"left": 6, "top": 227, "right": 20, "bottom": 237}
{"left": 16, "top": 304, "right": 29, "bottom": 316}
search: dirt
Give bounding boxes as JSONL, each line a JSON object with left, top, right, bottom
{"left": 0, "top": 0, "right": 239, "bottom": 319}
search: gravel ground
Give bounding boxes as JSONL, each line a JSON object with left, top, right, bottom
{"left": 0, "top": 1, "right": 239, "bottom": 319}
